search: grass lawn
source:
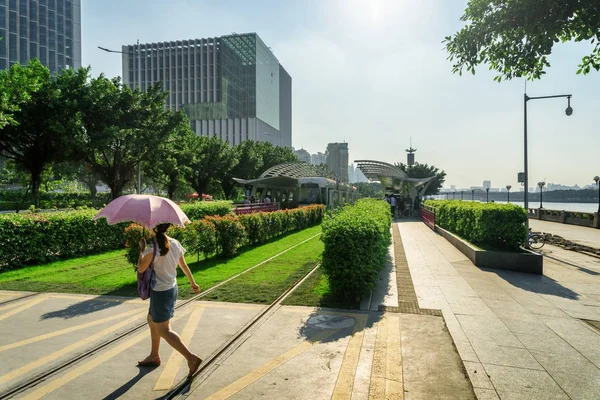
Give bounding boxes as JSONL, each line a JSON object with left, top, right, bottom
{"left": 282, "top": 268, "right": 359, "bottom": 309}
{"left": 200, "top": 235, "right": 323, "bottom": 303}
{"left": 0, "top": 225, "right": 322, "bottom": 297}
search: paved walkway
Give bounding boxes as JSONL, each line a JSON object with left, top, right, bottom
{"left": 399, "top": 220, "right": 600, "bottom": 400}
{"left": 529, "top": 219, "right": 600, "bottom": 248}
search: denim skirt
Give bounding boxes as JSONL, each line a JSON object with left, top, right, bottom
{"left": 149, "top": 286, "right": 178, "bottom": 323}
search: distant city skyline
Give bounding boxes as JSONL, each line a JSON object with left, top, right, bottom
{"left": 81, "top": 0, "right": 599, "bottom": 188}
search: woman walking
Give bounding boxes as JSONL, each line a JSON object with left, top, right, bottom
{"left": 137, "top": 223, "right": 202, "bottom": 377}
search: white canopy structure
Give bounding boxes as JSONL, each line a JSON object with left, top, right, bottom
{"left": 354, "top": 160, "right": 436, "bottom": 200}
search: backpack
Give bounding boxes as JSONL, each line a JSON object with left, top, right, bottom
{"left": 137, "top": 242, "right": 158, "bottom": 300}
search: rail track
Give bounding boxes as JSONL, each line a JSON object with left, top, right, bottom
{"left": 0, "top": 232, "right": 321, "bottom": 399}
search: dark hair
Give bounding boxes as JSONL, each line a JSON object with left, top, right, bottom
{"left": 154, "top": 223, "right": 171, "bottom": 256}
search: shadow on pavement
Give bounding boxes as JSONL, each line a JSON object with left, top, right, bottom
{"left": 40, "top": 286, "right": 138, "bottom": 320}
{"left": 297, "top": 309, "right": 383, "bottom": 345}
{"left": 491, "top": 269, "right": 580, "bottom": 299}
{"left": 101, "top": 367, "right": 154, "bottom": 400}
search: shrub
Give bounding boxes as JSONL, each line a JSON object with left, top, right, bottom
{"left": 0, "top": 208, "right": 126, "bottom": 270}
{"left": 179, "top": 201, "right": 232, "bottom": 220}
{"left": 123, "top": 224, "right": 155, "bottom": 267}
{"left": 205, "top": 215, "right": 246, "bottom": 258}
{"left": 425, "top": 200, "right": 527, "bottom": 250}
{"left": 175, "top": 219, "right": 217, "bottom": 261}
{"left": 0, "top": 191, "right": 112, "bottom": 210}
{"left": 320, "top": 199, "right": 391, "bottom": 301}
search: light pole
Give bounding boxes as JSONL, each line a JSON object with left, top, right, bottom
{"left": 461, "top": 190, "right": 463, "bottom": 201}
{"left": 524, "top": 93, "right": 572, "bottom": 237}
{"left": 506, "top": 185, "right": 512, "bottom": 203}
{"left": 471, "top": 189, "right": 475, "bottom": 201}
{"left": 98, "top": 40, "right": 143, "bottom": 194}
{"left": 538, "top": 181, "right": 545, "bottom": 208}
{"left": 594, "top": 176, "right": 600, "bottom": 213}
{"left": 485, "top": 187, "right": 489, "bottom": 203}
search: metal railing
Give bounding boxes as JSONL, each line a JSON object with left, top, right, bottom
{"left": 233, "top": 202, "right": 280, "bottom": 215}
{"left": 420, "top": 204, "right": 436, "bottom": 230}
{"left": 528, "top": 207, "right": 598, "bottom": 228}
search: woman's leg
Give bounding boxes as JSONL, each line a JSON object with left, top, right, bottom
{"left": 154, "top": 320, "right": 195, "bottom": 360}
{"left": 148, "top": 314, "right": 161, "bottom": 357}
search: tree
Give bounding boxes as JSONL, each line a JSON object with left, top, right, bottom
{"left": 444, "top": 0, "right": 600, "bottom": 81}
{"left": 0, "top": 60, "right": 87, "bottom": 207}
{"left": 257, "top": 142, "right": 298, "bottom": 173}
{"left": 356, "top": 182, "right": 384, "bottom": 198}
{"left": 221, "top": 140, "right": 264, "bottom": 199}
{"left": 75, "top": 77, "right": 189, "bottom": 200}
{"left": 395, "top": 162, "right": 446, "bottom": 196}
{"left": 185, "top": 136, "right": 238, "bottom": 196}
{"left": 143, "top": 124, "right": 195, "bottom": 199}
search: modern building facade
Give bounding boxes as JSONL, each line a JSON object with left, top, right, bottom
{"left": 292, "top": 148, "right": 311, "bottom": 164}
{"left": 326, "top": 142, "right": 349, "bottom": 182}
{"left": 122, "top": 33, "right": 292, "bottom": 148}
{"left": 0, "top": 0, "right": 81, "bottom": 72}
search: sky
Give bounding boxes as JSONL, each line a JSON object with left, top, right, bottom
{"left": 82, "top": 0, "right": 600, "bottom": 190}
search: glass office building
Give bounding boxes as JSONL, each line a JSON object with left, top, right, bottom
{"left": 122, "top": 33, "right": 292, "bottom": 148}
{"left": 0, "top": 0, "right": 82, "bottom": 73}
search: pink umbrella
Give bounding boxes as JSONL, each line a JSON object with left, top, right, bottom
{"left": 93, "top": 194, "right": 190, "bottom": 229}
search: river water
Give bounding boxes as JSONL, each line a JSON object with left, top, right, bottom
{"left": 494, "top": 201, "right": 598, "bottom": 213}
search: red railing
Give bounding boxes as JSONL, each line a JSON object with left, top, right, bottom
{"left": 233, "top": 203, "right": 280, "bottom": 215}
{"left": 420, "top": 205, "right": 435, "bottom": 230}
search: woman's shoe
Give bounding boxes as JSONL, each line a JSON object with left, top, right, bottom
{"left": 137, "top": 355, "right": 161, "bottom": 367}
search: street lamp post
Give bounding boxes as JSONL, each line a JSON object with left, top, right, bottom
{"left": 98, "top": 40, "right": 143, "bottom": 194}
{"left": 523, "top": 93, "right": 572, "bottom": 239}
{"left": 461, "top": 191, "right": 463, "bottom": 201}
{"left": 538, "top": 181, "right": 545, "bottom": 208}
{"left": 471, "top": 189, "right": 475, "bottom": 201}
{"left": 485, "top": 187, "right": 489, "bottom": 203}
{"left": 506, "top": 185, "right": 512, "bottom": 203}
{"left": 594, "top": 176, "right": 600, "bottom": 213}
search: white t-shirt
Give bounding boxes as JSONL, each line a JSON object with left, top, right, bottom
{"left": 143, "top": 237, "right": 186, "bottom": 292}
{"left": 390, "top": 197, "right": 397, "bottom": 206}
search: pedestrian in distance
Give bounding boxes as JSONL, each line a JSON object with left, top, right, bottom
{"left": 137, "top": 223, "right": 202, "bottom": 377}
{"left": 390, "top": 195, "right": 397, "bottom": 217}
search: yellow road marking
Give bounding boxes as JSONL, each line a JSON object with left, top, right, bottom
{"left": 0, "top": 307, "right": 144, "bottom": 352}
{"left": 385, "top": 313, "right": 403, "bottom": 398}
{"left": 331, "top": 314, "right": 368, "bottom": 399}
{"left": 0, "top": 312, "right": 144, "bottom": 385}
{"left": 369, "top": 315, "right": 388, "bottom": 399}
{"left": 21, "top": 310, "right": 189, "bottom": 400}
{"left": 153, "top": 305, "right": 205, "bottom": 391}
{"left": 0, "top": 296, "right": 46, "bottom": 321}
{"left": 0, "top": 300, "right": 24, "bottom": 313}
{"left": 206, "top": 329, "right": 336, "bottom": 400}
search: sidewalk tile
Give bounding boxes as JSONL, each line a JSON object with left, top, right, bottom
{"left": 456, "top": 315, "right": 523, "bottom": 348}
{"left": 454, "top": 340, "right": 479, "bottom": 362}
{"left": 474, "top": 388, "right": 500, "bottom": 400}
{"left": 463, "top": 361, "right": 494, "bottom": 390}
{"left": 470, "top": 341, "right": 543, "bottom": 370}
{"left": 483, "top": 364, "right": 570, "bottom": 400}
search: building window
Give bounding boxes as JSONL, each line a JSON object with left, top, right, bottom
{"left": 29, "top": 22, "right": 37, "bottom": 41}
{"left": 29, "top": 2, "right": 36, "bottom": 19}
{"left": 20, "top": 38, "right": 27, "bottom": 61}
{"left": 9, "top": 33, "right": 17, "bottom": 62}
{"left": 29, "top": 42, "right": 36, "bottom": 58}
{"left": 9, "top": 11, "right": 17, "bottom": 33}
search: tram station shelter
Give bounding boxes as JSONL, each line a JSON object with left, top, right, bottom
{"left": 233, "top": 162, "right": 358, "bottom": 209}
{"left": 354, "top": 160, "right": 435, "bottom": 201}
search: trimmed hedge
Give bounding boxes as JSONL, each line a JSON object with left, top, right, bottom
{"left": 320, "top": 199, "right": 392, "bottom": 302}
{"left": 0, "top": 191, "right": 112, "bottom": 210}
{"left": 0, "top": 208, "right": 126, "bottom": 269}
{"left": 179, "top": 201, "right": 233, "bottom": 220}
{"left": 425, "top": 200, "right": 527, "bottom": 250}
{"left": 123, "top": 205, "right": 326, "bottom": 264}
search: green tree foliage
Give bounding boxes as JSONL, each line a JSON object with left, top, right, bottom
{"left": 185, "top": 136, "right": 238, "bottom": 196}
{"left": 221, "top": 140, "right": 264, "bottom": 199}
{"left": 444, "top": 0, "right": 600, "bottom": 80}
{"left": 143, "top": 124, "right": 195, "bottom": 199}
{"left": 258, "top": 141, "right": 298, "bottom": 172}
{"left": 74, "top": 77, "right": 189, "bottom": 200}
{"left": 0, "top": 60, "right": 87, "bottom": 207}
{"left": 356, "top": 182, "right": 385, "bottom": 198}
{"left": 395, "top": 162, "right": 446, "bottom": 196}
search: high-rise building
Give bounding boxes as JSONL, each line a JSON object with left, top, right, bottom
{"left": 326, "top": 142, "right": 349, "bottom": 182}
{"left": 122, "top": 33, "right": 291, "bottom": 147}
{"left": 0, "top": 0, "right": 81, "bottom": 73}
{"left": 310, "top": 152, "right": 327, "bottom": 166}
{"left": 292, "top": 148, "right": 311, "bottom": 164}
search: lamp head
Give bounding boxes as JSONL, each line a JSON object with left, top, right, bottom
{"left": 565, "top": 96, "right": 573, "bottom": 116}
{"left": 506, "top": 185, "right": 511, "bottom": 190}
{"left": 594, "top": 176, "right": 600, "bottom": 184}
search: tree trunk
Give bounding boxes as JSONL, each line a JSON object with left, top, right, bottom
{"left": 31, "top": 171, "right": 41, "bottom": 209}
{"left": 167, "top": 171, "right": 178, "bottom": 200}
{"left": 222, "top": 179, "right": 236, "bottom": 199}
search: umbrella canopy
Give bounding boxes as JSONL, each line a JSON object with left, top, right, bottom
{"left": 93, "top": 194, "right": 190, "bottom": 229}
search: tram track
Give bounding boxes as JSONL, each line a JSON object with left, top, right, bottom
{"left": 163, "top": 262, "right": 321, "bottom": 400}
{"left": 0, "top": 292, "right": 42, "bottom": 307}
{"left": 0, "top": 232, "right": 321, "bottom": 400}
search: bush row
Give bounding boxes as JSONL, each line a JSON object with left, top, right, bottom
{"left": 320, "top": 199, "right": 392, "bottom": 302}
{"left": 0, "top": 192, "right": 113, "bottom": 210}
{"left": 179, "top": 201, "right": 233, "bottom": 220}
{"left": 123, "top": 205, "right": 326, "bottom": 265}
{"left": 0, "top": 208, "right": 127, "bottom": 269}
{"left": 425, "top": 200, "right": 527, "bottom": 250}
